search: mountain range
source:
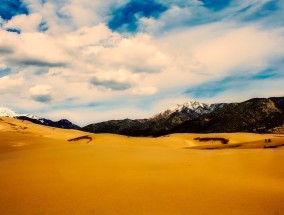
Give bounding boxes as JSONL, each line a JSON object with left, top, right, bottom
{"left": 1, "top": 96, "right": 284, "bottom": 135}
{"left": 0, "top": 107, "right": 80, "bottom": 129}
{"left": 82, "top": 97, "right": 284, "bottom": 136}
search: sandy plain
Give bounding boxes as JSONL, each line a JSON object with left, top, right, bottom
{"left": 1, "top": 117, "right": 284, "bottom": 215}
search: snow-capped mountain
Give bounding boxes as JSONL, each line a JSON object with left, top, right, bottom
{"left": 153, "top": 100, "right": 226, "bottom": 119}
{"left": 82, "top": 97, "right": 284, "bottom": 136}
{"left": 0, "top": 107, "right": 40, "bottom": 119}
{"left": 83, "top": 100, "right": 228, "bottom": 136}
{"left": 0, "top": 107, "right": 80, "bottom": 129}
{"left": 0, "top": 107, "right": 18, "bottom": 118}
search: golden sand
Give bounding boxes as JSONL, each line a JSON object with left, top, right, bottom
{"left": 0, "top": 117, "right": 284, "bottom": 215}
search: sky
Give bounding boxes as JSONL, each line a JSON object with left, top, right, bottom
{"left": 0, "top": 0, "right": 284, "bottom": 125}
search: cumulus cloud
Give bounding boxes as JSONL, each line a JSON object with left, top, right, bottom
{"left": 3, "top": 13, "right": 42, "bottom": 32}
{"left": 0, "top": 0, "right": 283, "bottom": 124}
{"left": 0, "top": 30, "right": 68, "bottom": 67}
{"left": 29, "top": 84, "right": 52, "bottom": 103}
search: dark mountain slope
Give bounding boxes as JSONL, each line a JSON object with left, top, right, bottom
{"left": 83, "top": 97, "right": 284, "bottom": 136}
{"left": 82, "top": 101, "right": 227, "bottom": 136}
{"left": 16, "top": 116, "right": 80, "bottom": 130}
{"left": 82, "top": 119, "right": 150, "bottom": 136}
{"left": 165, "top": 97, "right": 284, "bottom": 135}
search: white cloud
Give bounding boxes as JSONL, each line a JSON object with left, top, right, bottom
{"left": 29, "top": 84, "right": 53, "bottom": 103}
{"left": 3, "top": 13, "right": 42, "bottom": 32}
{"left": 131, "top": 87, "right": 158, "bottom": 95}
{"left": 0, "top": 0, "right": 284, "bottom": 124}
{"left": 139, "top": 6, "right": 194, "bottom": 34}
{"left": 63, "top": 24, "right": 113, "bottom": 48}
{"left": 0, "top": 31, "right": 68, "bottom": 67}
{"left": 29, "top": 84, "right": 52, "bottom": 95}
{"left": 0, "top": 76, "right": 23, "bottom": 92}
{"left": 192, "top": 26, "right": 284, "bottom": 75}
{"left": 158, "top": 22, "right": 284, "bottom": 78}
{"left": 61, "top": 2, "right": 100, "bottom": 27}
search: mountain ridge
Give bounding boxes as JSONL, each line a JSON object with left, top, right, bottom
{"left": 83, "top": 99, "right": 225, "bottom": 136}
{"left": 82, "top": 97, "right": 284, "bottom": 136}
{"left": 0, "top": 107, "right": 80, "bottom": 129}
{"left": 2, "top": 97, "right": 284, "bottom": 134}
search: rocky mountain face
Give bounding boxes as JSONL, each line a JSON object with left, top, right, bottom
{"left": 165, "top": 97, "right": 284, "bottom": 135}
{"left": 150, "top": 101, "right": 227, "bottom": 132}
{"left": 82, "top": 100, "right": 227, "bottom": 136}
{"left": 0, "top": 107, "right": 80, "bottom": 130}
{"left": 82, "top": 97, "right": 284, "bottom": 136}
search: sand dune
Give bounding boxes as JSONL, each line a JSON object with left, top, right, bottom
{"left": 1, "top": 117, "right": 284, "bottom": 215}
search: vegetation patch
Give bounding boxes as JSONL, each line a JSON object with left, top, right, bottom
{"left": 194, "top": 137, "right": 229, "bottom": 144}
{"left": 68, "top": 135, "right": 93, "bottom": 144}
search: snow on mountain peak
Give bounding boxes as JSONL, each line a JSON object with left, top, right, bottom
{"left": 169, "top": 100, "right": 206, "bottom": 112}
{"left": 153, "top": 100, "right": 227, "bottom": 119}
{"left": 166, "top": 100, "right": 209, "bottom": 114}
{"left": 0, "top": 107, "right": 40, "bottom": 119}
{"left": 0, "top": 107, "right": 18, "bottom": 117}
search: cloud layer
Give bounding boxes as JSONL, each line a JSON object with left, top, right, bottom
{"left": 0, "top": 0, "right": 284, "bottom": 125}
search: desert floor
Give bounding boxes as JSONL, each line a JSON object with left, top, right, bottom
{"left": 1, "top": 117, "right": 284, "bottom": 215}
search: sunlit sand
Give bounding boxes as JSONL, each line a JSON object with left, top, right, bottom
{"left": 1, "top": 117, "right": 284, "bottom": 215}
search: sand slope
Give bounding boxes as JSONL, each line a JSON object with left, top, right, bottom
{"left": 1, "top": 117, "right": 284, "bottom": 215}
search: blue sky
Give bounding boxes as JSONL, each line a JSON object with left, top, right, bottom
{"left": 0, "top": 0, "right": 284, "bottom": 124}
